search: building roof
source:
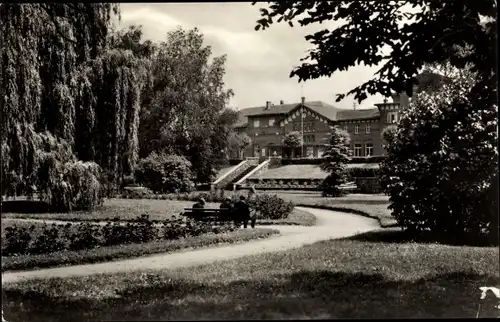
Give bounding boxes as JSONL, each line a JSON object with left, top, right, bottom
{"left": 235, "top": 100, "right": 381, "bottom": 127}
{"left": 337, "top": 108, "right": 380, "bottom": 121}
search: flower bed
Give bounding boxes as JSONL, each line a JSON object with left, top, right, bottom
{"left": 2, "top": 215, "right": 237, "bottom": 256}
{"left": 245, "top": 179, "right": 323, "bottom": 191}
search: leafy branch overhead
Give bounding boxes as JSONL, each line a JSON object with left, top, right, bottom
{"left": 253, "top": 1, "right": 497, "bottom": 103}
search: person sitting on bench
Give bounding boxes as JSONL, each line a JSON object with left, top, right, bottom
{"left": 192, "top": 197, "right": 205, "bottom": 215}
{"left": 219, "top": 197, "right": 233, "bottom": 221}
{"left": 234, "top": 195, "right": 253, "bottom": 228}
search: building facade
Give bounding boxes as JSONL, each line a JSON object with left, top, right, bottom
{"left": 230, "top": 71, "right": 444, "bottom": 159}
{"left": 232, "top": 94, "right": 410, "bottom": 159}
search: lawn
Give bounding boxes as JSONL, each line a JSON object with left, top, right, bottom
{"left": 250, "top": 163, "right": 379, "bottom": 180}
{"left": 1, "top": 198, "right": 316, "bottom": 226}
{"left": 256, "top": 191, "right": 396, "bottom": 227}
{"left": 3, "top": 232, "right": 498, "bottom": 320}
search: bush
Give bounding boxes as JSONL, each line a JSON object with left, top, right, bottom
{"left": 3, "top": 226, "right": 33, "bottom": 255}
{"left": 347, "top": 167, "right": 379, "bottom": 178}
{"left": 379, "top": 67, "right": 498, "bottom": 245}
{"left": 37, "top": 160, "right": 104, "bottom": 212}
{"left": 1, "top": 215, "right": 238, "bottom": 256}
{"left": 249, "top": 194, "right": 294, "bottom": 220}
{"left": 135, "top": 152, "right": 194, "bottom": 194}
{"left": 320, "top": 173, "right": 348, "bottom": 197}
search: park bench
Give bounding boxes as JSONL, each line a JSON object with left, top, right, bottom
{"left": 182, "top": 208, "right": 233, "bottom": 223}
{"left": 339, "top": 181, "right": 358, "bottom": 192}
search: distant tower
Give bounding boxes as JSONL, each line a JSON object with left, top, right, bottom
{"left": 353, "top": 101, "right": 357, "bottom": 110}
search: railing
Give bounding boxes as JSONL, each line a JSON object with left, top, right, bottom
{"left": 211, "top": 160, "right": 256, "bottom": 190}
{"left": 234, "top": 159, "right": 271, "bottom": 189}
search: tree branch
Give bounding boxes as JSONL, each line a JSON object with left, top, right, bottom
{"left": 39, "top": 4, "right": 78, "bottom": 44}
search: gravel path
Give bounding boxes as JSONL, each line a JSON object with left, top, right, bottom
{"left": 1, "top": 207, "right": 380, "bottom": 285}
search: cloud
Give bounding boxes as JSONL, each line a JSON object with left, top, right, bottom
{"left": 118, "top": 3, "right": 386, "bottom": 110}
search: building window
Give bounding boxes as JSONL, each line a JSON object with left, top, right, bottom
{"left": 269, "top": 118, "right": 275, "bottom": 126}
{"left": 365, "top": 142, "right": 373, "bottom": 156}
{"left": 253, "top": 119, "right": 260, "bottom": 128}
{"left": 387, "top": 112, "right": 398, "bottom": 123}
{"left": 365, "top": 123, "right": 371, "bottom": 134}
{"left": 343, "top": 125, "right": 348, "bottom": 132}
{"left": 354, "top": 143, "right": 362, "bottom": 157}
{"left": 354, "top": 124, "right": 359, "bottom": 134}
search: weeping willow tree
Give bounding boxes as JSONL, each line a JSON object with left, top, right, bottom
{"left": 1, "top": 4, "right": 145, "bottom": 209}
{"left": 75, "top": 49, "right": 146, "bottom": 193}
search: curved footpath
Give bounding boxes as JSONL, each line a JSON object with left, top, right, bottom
{"left": 1, "top": 207, "right": 380, "bottom": 285}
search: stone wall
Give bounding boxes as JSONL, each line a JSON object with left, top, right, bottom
{"left": 354, "top": 177, "right": 383, "bottom": 194}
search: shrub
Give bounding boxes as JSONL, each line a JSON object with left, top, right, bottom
{"left": 68, "top": 223, "right": 102, "bottom": 251}
{"left": 3, "top": 226, "right": 34, "bottom": 255}
{"left": 347, "top": 167, "right": 380, "bottom": 178}
{"left": 2, "top": 214, "right": 238, "bottom": 256}
{"left": 37, "top": 159, "right": 104, "bottom": 212}
{"left": 249, "top": 194, "right": 294, "bottom": 220}
{"left": 320, "top": 126, "right": 351, "bottom": 196}
{"left": 379, "top": 66, "right": 498, "bottom": 244}
{"left": 135, "top": 152, "right": 194, "bottom": 194}
{"left": 29, "top": 224, "right": 66, "bottom": 254}
{"left": 320, "top": 173, "right": 348, "bottom": 197}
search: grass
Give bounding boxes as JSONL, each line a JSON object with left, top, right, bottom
{"left": 258, "top": 208, "right": 316, "bottom": 226}
{"left": 3, "top": 232, "right": 498, "bottom": 320}
{"left": 1, "top": 198, "right": 316, "bottom": 226}
{"left": 257, "top": 191, "right": 397, "bottom": 227}
{"left": 1, "top": 199, "right": 219, "bottom": 222}
{"left": 250, "top": 163, "right": 379, "bottom": 180}
{"left": 1, "top": 227, "right": 279, "bottom": 272}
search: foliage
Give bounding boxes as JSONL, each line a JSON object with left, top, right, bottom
{"left": 320, "top": 174, "right": 348, "bottom": 197}
{"left": 283, "top": 131, "right": 302, "bottom": 148}
{"left": 248, "top": 194, "right": 294, "bottom": 220}
{"left": 1, "top": 215, "right": 238, "bottom": 257}
{"left": 253, "top": 1, "right": 497, "bottom": 106}
{"left": 228, "top": 132, "right": 252, "bottom": 158}
{"left": 347, "top": 167, "right": 379, "bottom": 178}
{"left": 1, "top": 4, "right": 146, "bottom": 200}
{"left": 319, "top": 126, "right": 351, "bottom": 197}
{"left": 138, "top": 27, "right": 234, "bottom": 183}
{"left": 38, "top": 160, "right": 104, "bottom": 212}
{"left": 381, "top": 124, "right": 398, "bottom": 149}
{"left": 135, "top": 152, "right": 194, "bottom": 194}
{"left": 379, "top": 66, "right": 498, "bottom": 244}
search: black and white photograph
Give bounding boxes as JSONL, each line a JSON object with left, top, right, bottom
{"left": 1, "top": 1, "right": 499, "bottom": 320}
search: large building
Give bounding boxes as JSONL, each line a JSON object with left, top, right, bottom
{"left": 232, "top": 71, "right": 445, "bottom": 159}
{"left": 232, "top": 94, "right": 408, "bottom": 159}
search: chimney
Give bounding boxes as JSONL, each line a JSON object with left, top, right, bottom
{"left": 301, "top": 96, "right": 305, "bottom": 105}
{"left": 265, "top": 101, "right": 271, "bottom": 110}
{"left": 399, "top": 92, "right": 409, "bottom": 108}
{"left": 391, "top": 93, "right": 401, "bottom": 104}
{"left": 280, "top": 100, "right": 284, "bottom": 105}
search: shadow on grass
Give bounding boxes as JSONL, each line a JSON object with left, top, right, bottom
{"left": 1, "top": 200, "right": 50, "bottom": 214}
{"left": 343, "top": 228, "right": 499, "bottom": 247}
{"left": 3, "top": 271, "right": 499, "bottom": 321}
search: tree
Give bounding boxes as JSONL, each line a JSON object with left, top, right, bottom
{"left": 138, "top": 27, "right": 234, "bottom": 183}
{"left": 319, "top": 126, "right": 351, "bottom": 197}
{"left": 283, "top": 131, "right": 302, "bottom": 157}
{"left": 253, "top": 1, "right": 496, "bottom": 105}
{"left": 381, "top": 124, "right": 398, "bottom": 151}
{"left": 1, "top": 4, "right": 145, "bottom": 207}
{"left": 379, "top": 64, "right": 498, "bottom": 245}
{"left": 228, "top": 132, "right": 252, "bottom": 159}
{"left": 1, "top": 4, "right": 117, "bottom": 201}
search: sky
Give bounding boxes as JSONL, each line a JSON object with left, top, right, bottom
{"left": 118, "top": 2, "right": 386, "bottom": 111}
